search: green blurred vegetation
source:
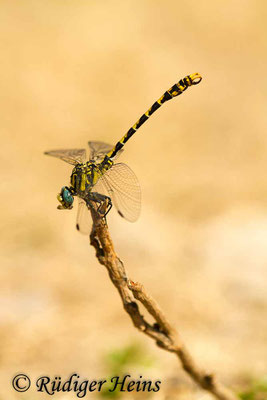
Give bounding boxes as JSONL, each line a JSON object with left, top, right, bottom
{"left": 99, "top": 342, "right": 155, "bottom": 398}
{"left": 239, "top": 377, "right": 267, "bottom": 400}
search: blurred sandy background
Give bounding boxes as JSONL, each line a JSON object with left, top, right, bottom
{"left": 1, "top": 1, "right": 267, "bottom": 398}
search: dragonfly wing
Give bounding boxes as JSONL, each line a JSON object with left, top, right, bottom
{"left": 44, "top": 149, "right": 86, "bottom": 165}
{"left": 96, "top": 163, "right": 141, "bottom": 222}
{"left": 88, "top": 141, "right": 123, "bottom": 162}
{"left": 92, "top": 175, "right": 109, "bottom": 197}
{"left": 88, "top": 141, "right": 113, "bottom": 160}
{"left": 76, "top": 199, "right": 92, "bottom": 234}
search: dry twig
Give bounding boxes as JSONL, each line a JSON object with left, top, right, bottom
{"left": 89, "top": 201, "right": 238, "bottom": 400}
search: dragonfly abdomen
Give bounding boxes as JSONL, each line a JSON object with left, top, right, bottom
{"left": 105, "top": 73, "right": 202, "bottom": 160}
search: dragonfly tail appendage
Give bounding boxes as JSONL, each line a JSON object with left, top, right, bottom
{"left": 105, "top": 73, "right": 202, "bottom": 160}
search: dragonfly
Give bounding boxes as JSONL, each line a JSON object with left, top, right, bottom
{"left": 45, "top": 73, "right": 202, "bottom": 234}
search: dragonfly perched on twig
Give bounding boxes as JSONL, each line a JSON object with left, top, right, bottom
{"left": 45, "top": 73, "right": 202, "bottom": 234}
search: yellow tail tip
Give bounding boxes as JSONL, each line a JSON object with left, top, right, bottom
{"left": 189, "top": 72, "right": 202, "bottom": 85}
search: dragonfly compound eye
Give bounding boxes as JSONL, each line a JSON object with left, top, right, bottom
{"left": 57, "top": 186, "right": 74, "bottom": 209}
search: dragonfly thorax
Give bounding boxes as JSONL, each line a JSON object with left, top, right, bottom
{"left": 70, "top": 162, "right": 102, "bottom": 196}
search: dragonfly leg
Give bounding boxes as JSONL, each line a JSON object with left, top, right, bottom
{"left": 87, "top": 192, "right": 112, "bottom": 218}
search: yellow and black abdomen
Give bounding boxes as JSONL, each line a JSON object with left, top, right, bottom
{"left": 105, "top": 73, "right": 202, "bottom": 160}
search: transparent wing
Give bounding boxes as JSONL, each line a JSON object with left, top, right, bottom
{"left": 44, "top": 149, "right": 86, "bottom": 165}
{"left": 88, "top": 141, "right": 123, "bottom": 162}
{"left": 94, "top": 163, "right": 141, "bottom": 222}
{"left": 76, "top": 199, "right": 92, "bottom": 234}
{"left": 91, "top": 175, "right": 108, "bottom": 196}
{"left": 88, "top": 141, "right": 113, "bottom": 160}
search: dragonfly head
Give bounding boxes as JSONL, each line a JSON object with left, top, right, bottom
{"left": 57, "top": 186, "right": 74, "bottom": 210}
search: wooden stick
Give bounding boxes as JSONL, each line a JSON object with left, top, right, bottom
{"left": 89, "top": 201, "right": 238, "bottom": 400}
